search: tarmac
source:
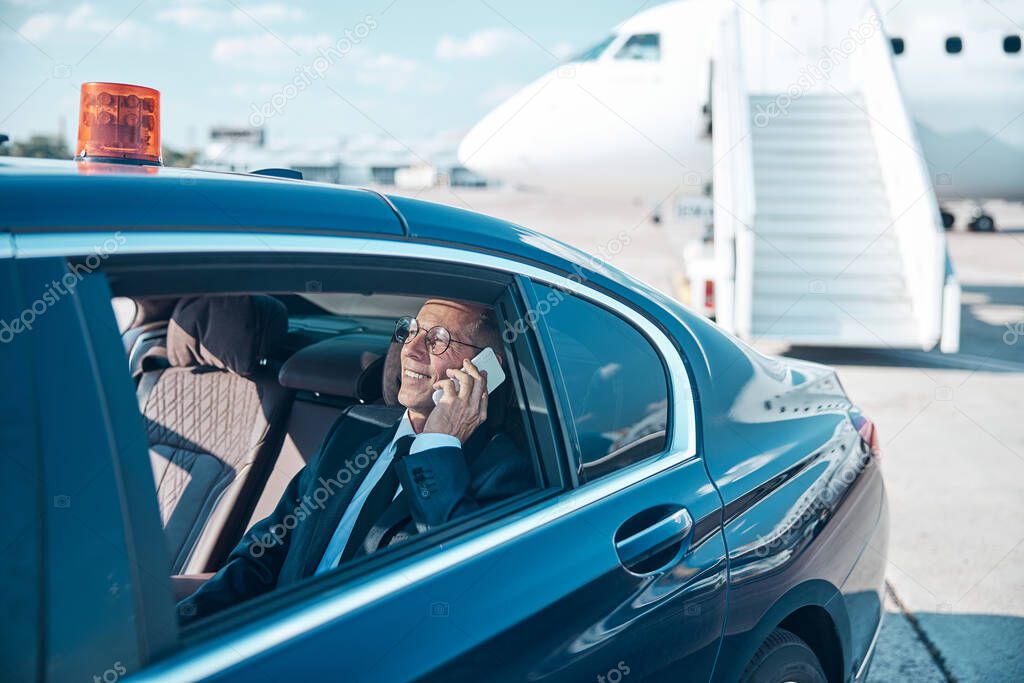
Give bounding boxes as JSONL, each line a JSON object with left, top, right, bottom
{"left": 397, "top": 187, "right": 1024, "bottom": 682}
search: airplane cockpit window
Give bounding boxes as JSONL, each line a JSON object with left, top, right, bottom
{"left": 891, "top": 37, "right": 905, "bottom": 55}
{"left": 945, "top": 36, "right": 963, "bottom": 54}
{"left": 614, "top": 33, "right": 661, "bottom": 61}
{"left": 571, "top": 35, "right": 616, "bottom": 62}
{"left": 1005, "top": 35, "right": 1021, "bottom": 54}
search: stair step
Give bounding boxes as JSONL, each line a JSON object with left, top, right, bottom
{"left": 752, "top": 139, "right": 878, "bottom": 156}
{"left": 749, "top": 94, "right": 864, "bottom": 108}
{"left": 751, "top": 111, "right": 871, "bottom": 126}
{"left": 748, "top": 324, "right": 921, "bottom": 348}
{"left": 754, "top": 245, "right": 902, "bottom": 267}
{"left": 752, "top": 231, "right": 898, "bottom": 253}
{"left": 753, "top": 154, "right": 883, "bottom": 171}
{"left": 753, "top": 121, "right": 872, "bottom": 137}
{"left": 755, "top": 202, "right": 890, "bottom": 220}
{"left": 753, "top": 247, "right": 903, "bottom": 273}
{"left": 751, "top": 295, "right": 913, "bottom": 319}
{"left": 752, "top": 217, "right": 891, "bottom": 235}
{"left": 754, "top": 261, "right": 903, "bottom": 279}
{"left": 753, "top": 277, "right": 909, "bottom": 298}
{"left": 754, "top": 187, "right": 888, "bottom": 204}
{"left": 752, "top": 166, "right": 885, "bottom": 184}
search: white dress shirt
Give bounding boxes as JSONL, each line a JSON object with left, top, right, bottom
{"left": 315, "top": 412, "right": 460, "bottom": 575}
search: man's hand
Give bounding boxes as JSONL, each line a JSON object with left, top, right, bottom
{"left": 422, "top": 359, "right": 489, "bottom": 443}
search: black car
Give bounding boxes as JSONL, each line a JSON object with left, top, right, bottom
{"left": 1, "top": 157, "right": 887, "bottom": 682}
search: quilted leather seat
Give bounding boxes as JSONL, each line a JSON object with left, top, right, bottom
{"left": 139, "top": 295, "right": 292, "bottom": 574}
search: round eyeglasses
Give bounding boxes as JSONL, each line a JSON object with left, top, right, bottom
{"left": 394, "top": 316, "right": 485, "bottom": 356}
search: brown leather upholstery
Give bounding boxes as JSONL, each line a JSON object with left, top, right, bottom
{"left": 278, "top": 334, "right": 389, "bottom": 402}
{"left": 246, "top": 339, "right": 403, "bottom": 529}
{"left": 140, "top": 295, "right": 292, "bottom": 574}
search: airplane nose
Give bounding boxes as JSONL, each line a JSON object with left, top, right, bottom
{"left": 458, "top": 75, "right": 554, "bottom": 181}
{"left": 457, "top": 106, "right": 529, "bottom": 179}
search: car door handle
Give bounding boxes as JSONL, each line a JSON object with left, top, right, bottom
{"left": 614, "top": 507, "right": 693, "bottom": 571}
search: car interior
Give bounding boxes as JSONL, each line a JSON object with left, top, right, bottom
{"left": 111, "top": 280, "right": 544, "bottom": 611}
{"left": 93, "top": 248, "right": 674, "bottom": 645}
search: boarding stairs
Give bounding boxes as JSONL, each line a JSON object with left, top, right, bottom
{"left": 710, "top": 1, "right": 960, "bottom": 351}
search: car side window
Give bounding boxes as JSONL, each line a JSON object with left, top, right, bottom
{"left": 534, "top": 284, "right": 669, "bottom": 483}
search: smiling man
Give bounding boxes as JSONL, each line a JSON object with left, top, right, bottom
{"left": 178, "top": 299, "right": 532, "bottom": 623}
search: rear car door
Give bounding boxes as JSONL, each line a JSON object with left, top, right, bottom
{"left": 187, "top": 271, "right": 725, "bottom": 682}
{"left": 7, "top": 254, "right": 177, "bottom": 682}
{"left": 34, "top": 233, "right": 724, "bottom": 682}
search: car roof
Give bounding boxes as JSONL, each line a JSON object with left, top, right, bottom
{"left": 0, "top": 157, "right": 403, "bottom": 236}
{"left": 1, "top": 158, "right": 637, "bottom": 282}
{"left": 0, "top": 157, "right": 728, "bottom": 400}
{"left": 0, "top": 157, "right": 707, "bottom": 329}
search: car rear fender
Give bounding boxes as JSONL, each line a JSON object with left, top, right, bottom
{"left": 712, "top": 578, "right": 851, "bottom": 683}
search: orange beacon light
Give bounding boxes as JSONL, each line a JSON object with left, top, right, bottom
{"left": 76, "top": 82, "right": 161, "bottom": 164}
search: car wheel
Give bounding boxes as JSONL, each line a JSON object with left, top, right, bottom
{"left": 940, "top": 210, "right": 955, "bottom": 230}
{"left": 968, "top": 214, "right": 996, "bottom": 232}
{"left": 740, "top": 628, "right": 828, "bottom": 683}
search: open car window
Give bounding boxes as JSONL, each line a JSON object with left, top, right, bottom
{"left": 93, "top": 249, "right": 566, "bottom": 648}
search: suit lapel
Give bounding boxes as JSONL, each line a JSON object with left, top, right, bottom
{"left": 298, "top": 424, "right": 399, "bottom": 578}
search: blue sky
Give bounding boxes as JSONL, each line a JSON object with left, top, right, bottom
{"left": 0, "top": 0, "right": 657, "bottom": 152}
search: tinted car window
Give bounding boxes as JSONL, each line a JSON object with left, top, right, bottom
{"left": 536, "top": 284, "right": 669, "bottom": 482}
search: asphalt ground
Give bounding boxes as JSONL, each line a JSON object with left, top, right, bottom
{"left": 397, "top": 187, "right": 1024, "bottom": 682}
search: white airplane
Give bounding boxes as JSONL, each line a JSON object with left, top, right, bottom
{"left": 458, "top": 0, "right": 1024, "bottom": 231}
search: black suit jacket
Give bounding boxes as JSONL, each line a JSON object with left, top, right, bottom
{"left": 179, "top": 406, "right": 532, "bottom": 624}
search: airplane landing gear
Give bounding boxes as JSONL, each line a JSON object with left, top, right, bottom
{"left": 940, "top": 209, "right": 955, "bottom": 230}
{"left": 968, "top": 213, "right": 996, "bottom": 232}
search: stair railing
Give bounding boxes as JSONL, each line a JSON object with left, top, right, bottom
{"left": 711, "top": 7, "right": 757, "bottom": 338}
{"left": 849, "top": 3, "right": 952, "bottom": 350}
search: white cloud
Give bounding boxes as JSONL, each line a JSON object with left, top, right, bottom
{"left": 211, "top": 32, "right": 332, "bottom": 65}
{"left": 233, "top": 4, "right": 305, "bottom": 25}
{"left": 19, "top": 3, "right": 156, "bottom": 43}
{"left": 435, "top": 28, "right": 519, "bottom": 60}
{"left": 355, "top": 51, "right": 418, "bottom": 78}
{"left": 552, "top": 41, "right": 575, "bottom": 61}
{"left": 19, "top": 12, "right": 60, "bottom": 41}
{"left": 155, "top": 6, "right": 223, "bottom": 31}
{"left": 212, "top": 35, "right": 429, "bottom": 93}
{"left": 157, "top": 3, "right": 304, "bottom": 31}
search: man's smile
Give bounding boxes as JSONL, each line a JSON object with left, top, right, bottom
{"left": 403, "top": 368, "right": 431, "bottom": 381}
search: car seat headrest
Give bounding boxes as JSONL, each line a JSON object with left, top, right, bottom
{"left": 167, "top": 295, "right": 287, "bottom": 377}
{"left": 279, "top": 334, "right": 392, "bottom": 403}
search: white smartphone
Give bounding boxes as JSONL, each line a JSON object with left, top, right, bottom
{"left": 432, "top": 346, "right": 506, "bottom": 405}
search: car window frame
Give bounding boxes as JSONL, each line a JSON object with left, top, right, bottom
{"left": 11, "top": 256, "right": 178, "bottom": 677}
{"left": 13, "top": 231, "right": 698, "bottom": 682}
{"left": 521, "top": 278, "right": 675, "bottom": 487}
{"left": 0, "top": 240, "right": 45, "bottom": 682}
{"left": 74, "top": 244, "right": 570, "bottom": 638}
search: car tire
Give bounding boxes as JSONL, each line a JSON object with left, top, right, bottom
{"left": 740, "top": 628, "right": 828, "bottom": 683}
